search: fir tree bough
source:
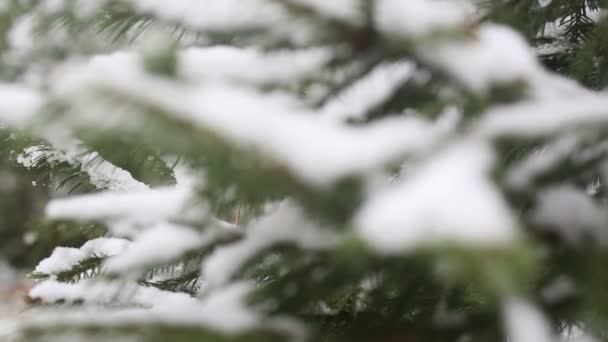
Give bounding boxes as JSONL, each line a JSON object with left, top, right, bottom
{"left": 2, "top": 0, "right": 608, "bottom": 341}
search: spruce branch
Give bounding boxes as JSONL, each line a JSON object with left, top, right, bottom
{"left": 140, "top": 270, "right": 201, "bottom": 295}
{"left": 28, "top": 255, "right": 104, "bottom": 283}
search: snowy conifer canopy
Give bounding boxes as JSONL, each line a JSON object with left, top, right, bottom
{"left": 0, "top": 0, "right": 607, "bottom": 341}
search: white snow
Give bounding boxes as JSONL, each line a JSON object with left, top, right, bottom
{"left": 0, "top": 84, "right": 41, "bottom": 127}
{"left": 27, "top": 280, "right": 262, "bottom": 335}
{"left": 562, "top": 326, "right": 598, "bottom": 342}
{"left": 506, "top": 136, "right": 579, "bottom": 190}
{"left": 322, "top": 62, "right": 415, "bottom": 123}
{"left": 124, "top": 0, "right": 286, "bottom": 31}
{"left": 52, "top": 58, "right": 457, "bottom": 185}
{"left": 168, "top": 282, "right": 259, "bottom": 333}
{"left": 180, "top": 46, "right": 332, "bottom": 85}
{"left": 16, "top": 146, "right": 53, "bottom": 168}
{"left": 503, "top": 298, "right": 554, "bottom": 342}
{"left": 375, "top": 0, "right": 472, "bottom": 36}
{"left": 477, "top": 95, "right": 608, "bottom": 138}
{"left": 46, "top": 186, "right": 190, "bottom": 222}
{"left": 29, "top": 279, "right": 196, "bottom": 310}
{"left": 286, "top": 0, "right": 362, "bottom": 23}
{"left": 78, "top": 151, "right": 149, "bottom": 192}
{"left": 201, "top": 201, "right": 337, "bottom": 290}
{"left": 356, "top": 140, "right": 517, "bottom": 254}
{"left": 425, "top": 24, "right": 539, "bottom": 92}
{"left": 17, "top": 142, "right": 149, "bottom": 192}
{"left": 34, "top": 238, "right": 130, "bottom": 276}
{"left": 86, "top": 47, "right": 332, "bottom": 86}
{"left": 105, "top": 223, "right": 205, "bottom": 273}
{"left": 40, "top": 0, "right": 108, "bottom": 17}
{"left": 532, "top": 186, "right": 606, "bottom": 243}
{"left": 166, "top": 86, "right": 454, "bottom": 186}
{"left": 8, "top": 15, "right": 35, "bottom": 55}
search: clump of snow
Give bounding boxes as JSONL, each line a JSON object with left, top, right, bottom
{"left": 86, "top": 47, "right": 332, "bottom": 86}
{"left": 202, "top": 201, "right": 337, "bottom": 290}
{"left": 0, "top": 84, "right": 41, "bottom": 127}
{"left": 0, "top": 260, "right": 20, "bottom": 294}
{"left": 8, "top": 15, "right": 35, "bottom": 56}
{"left": 17, "top": 142, "right": 149, "bottom": 193}
{"left": 52, "top": 57, "right": 458, "bottom": 185}
{"left": 16, "top": 146, "right": 54, "bottom": 168}
{"left": 46, "top": 186, "right": 191, "bottom": 223}
{"left": 562, "top": 326, "right": 598, "bottom": 342}
{"left": 34, "top": 238, "right": 130, "bottom": 276}
{"left": 356, "top": 140, "right": 517, "bottom": 254}
{"left": 23, "top": 231, "right": 38, "bottom": 245}
{"left": 167, "top": 282, "right": 259, "bottom": 333}
{"left": 375, "top": 0, "right": 473, "bottom": 36}
{"left": 476, "top": 95, "right": 608, "bottom": 138}
{"left": 503, "top": 298, "right": 554, "bottom": 342}
{"left": 105, "top": 223, "right": 205, "bottom": 273}
{"left": 126, "top": 0, "right": 286, "bottom": 31}
{"left": 34, "top": 247, "right": 85, "bottom": 276}
{"left": 180, "top": 47, "right": 332, "bottom": 85}
{"left": 79, "top": 151, "right": 149, "bottom": 192}
{"left": 507, "top": 136, "right": 579, "bottom": 190}
{"left": 41, "top": 0, "right": 68, "bottom": 13}
{"left": 532, "top": 186, "right": 607, "bottom": 243}
{"left": 286, "top": 0, "right": 363, "bottom": 23}
{"left": 40, "top": 0, "right": 109, "bottom": 17}
{"left": 425, "top": 24, "right": 539, "bottom": 92}
{"left": 173, "top": 86, "right": 456, "bottom": 186}
{"left": 29, "top": 279, "right": 193, "bottom": 307}
{"left": 322, "top": 62, "right": 414, "bottom": 123}
{"left": 27, "top": 280, "right": 264, "bottom": 335}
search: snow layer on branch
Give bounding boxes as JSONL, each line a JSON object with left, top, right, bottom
{"left": 356, "top": 140, "right": 517, "bottom": 254}
{"left": 17, "top": 143, "right": 148, "bottom": 192}
{"left": 180, "top": 47, "right": 332, "bottom": 85}
{"left": 322, "top": 62, "right": 415, "bottom": 123}
{"left": 202, "top": 201, "right": 337, "bottom": 290}
{"left": 16, "top": 146, "right": 53, "bottom": 168}
{"left": 286, "top": 0, "right": 362, "bottom": 23}
{"left": 506, "top": 136, "right": 579, "bottom": 190}
{"left": 79, "top": 151, "right": 149, "bottom": 192}
{"left": 124, "top": 0, "right": 285, "bottom": 31}
{"left": 46, "top": 186, "right": 191, "bottom": 222}
{"left": 105, "top": 223, "right": 205, "bottom": 273}
{"left": 34, "top": 238, "right": 129, "bottom": 276}
{"left": 88, "top": 47, "right": 332, "bottom": 86}
{"left": 561, "top": 327, "right": 598, "bottom": 342}
{"left": 477, "top": 95, "right": 608, "bottom": 138}
{"left": 39, "top": 0, "right": 108, "bottom": 18}
{"left": 8, "top": 15, "right": 35, "bottom": 56}
{"left": 425, "top": 24, "right": 539, "bottom": 92}
{"left": 533, "top": 186, "right": 607, "bottom": 244}
{"left": 27, "top": 281, "right": 262, "bottom": 335}
{"left": 160, "top": 282, "right": 259, "bottom": 333}
{"left": 0, "top": 84, "right": 41, "bottom": 127}
{"left": 375, "top": 0, "right": 472, "bottom": 36}
{"left": 29, "top": 279, "right": 183, "bottom": 309}
{"left": 503, "top": 298, "right": 554, "bottom": 342}
{"left": 53, "top": 58, "right": 458, "bottom": 185}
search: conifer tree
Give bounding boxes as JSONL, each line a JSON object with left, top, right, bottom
{"left": 2, "top": 1, "right": 608, "bottom": 341}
